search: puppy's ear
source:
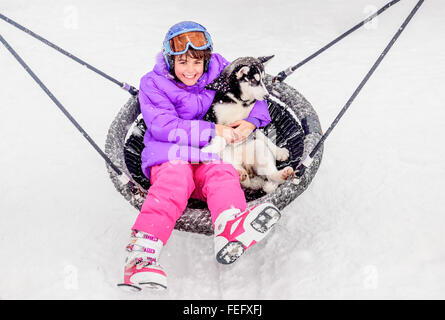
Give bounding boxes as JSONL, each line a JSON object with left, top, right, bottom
{"left": 205, "top": 74, "right": 231, "bottom": 93}
{"left": 236, "top": 66, "right": 250, "bottom": 79}
{"left": 257, "top": 55, "right": 275, "bottom": 66}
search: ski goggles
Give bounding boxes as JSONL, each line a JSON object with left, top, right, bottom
{"left": 164, "top": 31, "right": 212, "bottom": 55}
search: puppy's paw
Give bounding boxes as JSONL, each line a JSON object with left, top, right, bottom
{"left": 237, "top": 168, "right": 248, "bottom": 182}
{"left": 280, "top": 166, "right": 294, "bottom": 180}
{"left": 275, "top": 147, "right": 290, "bottom": 161}
{"left": 201, "top": 136, "right": 226, "bottom": 154}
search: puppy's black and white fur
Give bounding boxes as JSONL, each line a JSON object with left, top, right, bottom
{"left": 202, "top": 56, "right": 294, "bottom": 193}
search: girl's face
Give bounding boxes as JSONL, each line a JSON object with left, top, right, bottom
{"left": 174, "top": 54, "right": 204, "bottom": 86}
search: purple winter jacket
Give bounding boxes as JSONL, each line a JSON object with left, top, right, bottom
{"left": 139, "top": 52, "right": 272, "bottom": 179}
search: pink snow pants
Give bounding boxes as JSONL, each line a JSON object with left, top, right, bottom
{"left": 132, "top": 160, "right": 247, "bottom": 244}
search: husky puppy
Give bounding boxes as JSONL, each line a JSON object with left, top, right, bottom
{"left": 202, "top": 56, "right": 294, "bottom": 193}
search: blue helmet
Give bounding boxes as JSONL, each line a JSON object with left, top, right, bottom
{"left": 163, "top": 21, "right": 213, "bottom": 71}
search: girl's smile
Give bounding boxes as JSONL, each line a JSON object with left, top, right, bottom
{"left": 174, "top": 55, "right": 204, "bottom": 86}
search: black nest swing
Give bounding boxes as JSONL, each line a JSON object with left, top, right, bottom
{"left": 104, "top": 75, "right": 323, "bottom": 235}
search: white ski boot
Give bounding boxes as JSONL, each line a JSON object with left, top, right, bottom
{"left": 214, "top": 202, "right": 281, "bottom": 264}
{"left": 117, "top": 230, "right": 167, "bottom": 292}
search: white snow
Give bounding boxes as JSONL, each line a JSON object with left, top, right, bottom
{"left": 1, "top": 0, "right": 444, "bottom": 299}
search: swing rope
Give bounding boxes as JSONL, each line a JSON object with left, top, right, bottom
{"left": 0, "top": 33, "right": 145, "bottom": 195}
{"left": 272, "top": 0, "right": 402, "bottom": 83}
{"left": 296, "top": 0, "right": 424, "bottom": 175}
{"left": 0, "top": 13, "right": 138, "bottom": 96}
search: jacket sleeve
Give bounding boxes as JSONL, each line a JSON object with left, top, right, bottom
{"left": 139, "top": 77, "right": 215, "bottom": 148}
{"left": 244, "top": 99, "right": 271, "bottom": 128}
{"left": 211, "top": 53, "right": 231, "bottom": 75}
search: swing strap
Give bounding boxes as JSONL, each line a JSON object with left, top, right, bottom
{"left": 297, "top": 0, "right": 424, "bottom": 174}
{"left": 0, "top": 13, "right": 138, "bottom": 96}
{"left": 273, "top": 0, "right": 401, "bottom": 83}
{"left": 0, "top": 33, "right": 144, "bottom": 194}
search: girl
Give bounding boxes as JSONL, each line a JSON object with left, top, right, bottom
{"left": 119, "top": 21, "right": 281, "bottom": 291}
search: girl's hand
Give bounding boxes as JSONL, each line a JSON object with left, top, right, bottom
{"left": 229, "top": 120, "right": 256, "bottom": 142}
{"left": 215, "top": 124, "right": 240, "bottom": 144}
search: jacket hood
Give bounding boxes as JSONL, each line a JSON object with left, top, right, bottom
{"left": 153, "top": 52, "right": 174, "bottom": 78}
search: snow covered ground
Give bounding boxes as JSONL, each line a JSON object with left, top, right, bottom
{"left": 1, "top": 0, "right": 444, "bottom": 299}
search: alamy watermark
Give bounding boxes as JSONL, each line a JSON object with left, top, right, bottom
{"left": 165, "top": 125, "right": 279, "bottom": 166}
{"left": 364, "top": 5, "right": 379, "bottom": 30}
{"left": 63, "top": 5, "right": 79, "bottom": 30}
{"left": 63, "top": 264, "right": 79, "bottom": 290}
{"left": 362, "top": 265, "right": 379, "bottom": 290}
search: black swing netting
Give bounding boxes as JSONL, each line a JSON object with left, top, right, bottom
{"left": 105, "top": 75, "right": 323, "bottom": 236}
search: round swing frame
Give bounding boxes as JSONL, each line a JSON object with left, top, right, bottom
{"left": 105, "top": 75, "right": 323, "bottom": 235}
